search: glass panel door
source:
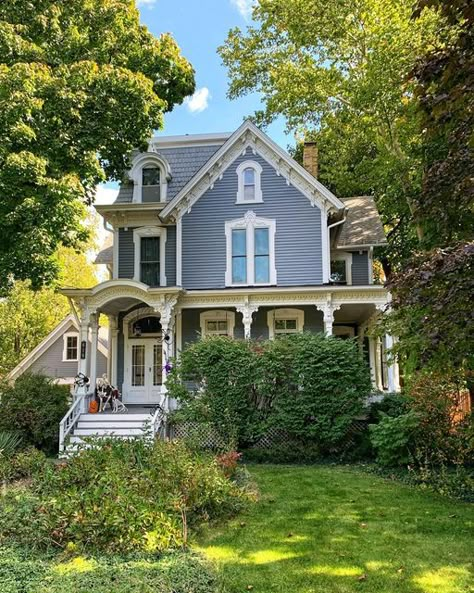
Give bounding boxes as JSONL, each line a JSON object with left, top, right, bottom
{"left": 131, "top": 344, "right": 145, "bottom": 386}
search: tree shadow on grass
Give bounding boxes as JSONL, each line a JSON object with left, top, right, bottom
{"left": 196, "top": 465, "right": 474, "bottom": 593}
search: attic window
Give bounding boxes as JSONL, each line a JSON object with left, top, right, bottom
{"left": 236, "top": 160, "right": 263, "bottom": 204}
{"left": 142, "top": 166, "right": 161, "bottom": 187}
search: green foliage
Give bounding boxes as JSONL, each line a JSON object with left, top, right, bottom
{"left": 0, "top": 374, "right": 69, "bottom": 453}
{"left": 369, "top": 411, "right": 420, "bottom": 467}
{"left": 168, "top": 337, "right": 266, "bottom": 448}
{"left": 219, "top": 0, "right": 441, "bottom": 268}
{"left": 0, "top": 0, "right": 194, "bottom": 290}
{"left": 168, "top": 334, "right": 371, "bottom": 452}
{"left": 0, "top": 546, "right": 220, "bottom": 593}
{"left": 0, "top": 438, "right": 252, "bottom": 553}
{"left": 0, "top": 447, "right": 47, "bottom": 483}
{"left": 0, "top": 431, "right": 22, "bottom": 457}
{"left": 0, "top": 240, "right": 99, "bottom": 378}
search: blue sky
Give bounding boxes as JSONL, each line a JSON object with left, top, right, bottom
{"left": 139, "top": 0, "right": 290, "bottom": 146}
{"left": 98, "top": 0, "right": 291, "bottom": 204}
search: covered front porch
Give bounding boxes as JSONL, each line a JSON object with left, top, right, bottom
{"left": 62, "top": 281, "right": 400, "bottom": 410}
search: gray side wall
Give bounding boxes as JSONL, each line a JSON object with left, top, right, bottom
{"left": 181, "top": 152, "right": 323, "bottom": 289}
{"left": 118, "top": 228, "right": 134, "bottom": 279}
{"left": 181, "top": 308, "right": 245, "bottom": 348}
{"left": 28, "top": 332, "right": 107, "bottom": 380}
{"left": 118, "top": 226, "right": 177, "bottom": 286}
{"left": 351, "top": 251, "right": 369, "bottom": 285}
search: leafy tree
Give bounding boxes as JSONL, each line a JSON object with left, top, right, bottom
{"left": 219, "top": 0, "right": 440, "bottom": 269}
{"left": 0, "top": 236, "right": 99, "bottom": 378}
{"left": 0, "top": 0, "right": 194, "bottom": 291}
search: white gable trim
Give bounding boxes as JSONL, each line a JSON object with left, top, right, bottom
{"left": 7, "top": 314, "right": 108, "bottom": 382}
{"left": 160, "top": 120, "right": 344, "bottom": 222}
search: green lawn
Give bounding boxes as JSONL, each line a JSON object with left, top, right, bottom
{"left": 196, "top": 465, "right": 474, "bottom": 593}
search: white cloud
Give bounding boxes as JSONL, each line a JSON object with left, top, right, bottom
{"left": 136, "top": 0, "right": 157, "bottom": 8}
{"left": 184, "top": 87, "right": 211, "bottom": 114}
{"left": 230, "top": 0, "right": 256, "bottom": 20}
{"left": 94, "top": 186, "right": 119, "bottom": 206}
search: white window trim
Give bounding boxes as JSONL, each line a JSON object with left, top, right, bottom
{"left": 225, "top": 211, "right": 277, "bottom": 287}
{"left": 129, "top": 153, "right": 171, "bottom": 203}
{"left": 133, "top": 226, "right": 167, "bottom": 287}
{"left": 62, "top": 332, "right": 79, "bottom": 362}
{"left": 236, "top": 160, "right": 263, "bottom": 204}
{"left": 330, "top": 251, "right": 352, "bottom": 285}
{"left": 200, "top": 310, "right": 236, "bottom": 338}
{"left": 267, "top": 308, "right": 305, "bottom": 339}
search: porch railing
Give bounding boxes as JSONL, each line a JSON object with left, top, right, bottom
{"left": 59, "top": 392, "right": 92, "bottom": 454}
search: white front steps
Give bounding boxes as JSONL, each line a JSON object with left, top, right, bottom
{"left": 64, "top": 412, "right": 153, "bottom": 455}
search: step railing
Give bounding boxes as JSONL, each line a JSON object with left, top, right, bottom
{"left": 59, "top": 392, "right": 92, "bottom": 454}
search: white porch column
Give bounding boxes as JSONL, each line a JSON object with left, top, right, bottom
{"left": 109, "top": 315, "right": 119, "bottom": 386}
{"left": 89, "top": 313, "right": 99, "bottom": 393}
{"left": 154, "top": 295, "right": 179, "bottom": 404}
{"left": 368, "top": 336, "right": 377, "bottom": 388}
{"left": 317, "top": 296, "right": 340, "bottom": 336}
{"left": 385, "top": 334, "right": 400, "bottom": 392}
{"left": 77, "top": 307, "right": 91, "bottom": 377}
{"left": 374, "top": 337, "right": 383, "bottom": 391}
{"left": 236, "top": 301, "right": 258, "bottom": 339}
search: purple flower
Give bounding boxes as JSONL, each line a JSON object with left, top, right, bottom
{"left": 163, "top": 361, "right": 173, "bottom": 374}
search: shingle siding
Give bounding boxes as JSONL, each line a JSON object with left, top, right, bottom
{"left": 114, "top": 145, "right": 221, "bottom": 204}
{"left": 351, "top": 251, "right": 370, "bottom": 285}
{"left": 181, "top": 152, "right": 323, "bottom": 289}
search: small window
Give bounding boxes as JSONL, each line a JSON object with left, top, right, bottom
{"left": 200, "top": 310, "right": 236, "bottom": 338}
{"left": 267, "top": 308, "right": 304, "bottom": 339}
{"left": 140, "top": 236, "right": 160, "bottom": 286}
{"left": 254, "top": 227, "right": 269, "bottom": 283}
{"left": 63, "top": 333, "right": 78, "bottom": 361}
{"left": 232, "top": 229, "right": 247, "bottom": 284}
{"left": 330, "top": 260, "right": 347, "bottom": 284}
{"left": 274, "top": 318, "right": 299, "bottom": 336}
{"left": 243, "top": 168, "right": 256, "bottom": 200}
{"left": 205, "top": 320, "right": 229, "bottom": 336}
{"left": 142, "top": 166, "right": 161, "bottom": 186}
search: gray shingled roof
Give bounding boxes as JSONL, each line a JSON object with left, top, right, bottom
{"left": 115, "top": 145, "right": 222, "bottom": 204}
{"left": 94, "top": 234, "right": 113, "bottom": 265}
{"left": 336, "top": 196, "right": 387, "bottom": 248}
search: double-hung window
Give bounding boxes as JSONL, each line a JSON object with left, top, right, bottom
{"left": 226, "top": 212, "right": 276, "bottom": 286}
{"left": 140, "top": 237, "right": 160, "bottom": 286}
{"left": 62, "top": 333, "right": 78, "bottom": 361}
{"left": 133, "top": 227, "right": 167, "bottom": 287}
{"left": 236, "top": 161, "right": 263, "bottom": 203}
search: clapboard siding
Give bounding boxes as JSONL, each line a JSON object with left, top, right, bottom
{"left": 181, "top": 152, "right": 323, "bottom": 289}
{"left": 29, "top": 332, "right": 107, "bottom": 380}
{"left": 118, "top": 226, "right": 177, "bottom": 286}
{"left": 118, "top": 228, "right": 135, "bottom": 279}
{"left": 351, "top": 251, "right": 369, "bottom": 285}
{"left": 181, "top": 308, "right": 245, "bottom": 347}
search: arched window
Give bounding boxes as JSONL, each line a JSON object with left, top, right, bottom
{"left": 236, "top": 161, "right": 263, "bottom": 204}
{"left": 129, "top": 153, "right": 171, "bottom": 203}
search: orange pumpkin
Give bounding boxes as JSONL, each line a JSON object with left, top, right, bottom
{"left": 88, "top": 400, "right": 99, "bottom": 414}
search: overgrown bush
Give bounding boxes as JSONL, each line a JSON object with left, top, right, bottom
{"left": 0, "top": 447, "right": 47, "bottom": 482}
{"left": 369, "top": 411, "right": 420, "bottom": 467}
{"left": 0, "top": 374, "right": 69, "bottom": 453}
{"left": 0, "top": 438, "right": 253, "bottom": 553}
{"left": 168, "top": 333, "right": 371, "bottom": 452}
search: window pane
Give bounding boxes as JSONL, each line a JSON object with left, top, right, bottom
{"left": 255, "top": 255, "right": 269, "bottom": 283}
{"left": 255, "top": 228, "right": 269, "bottom": 255}
{"left": 66, "top": 336, "right": 78, "bottom": 360}
{"left": 232, "top": 256, "right": 247, "bottom": 283}
{"left": 243, "top": 168, "right": 255, "bottom": 185}
{"left": 132, "top": 345, "right": 145, "bottom": 387}
{"left": 286, "top": 319, "right": 297, "bottom": 330}
{"left": 330, "top": 260, "right": 346, "bottom": 283}
{"left": 232, "top": 229, "right": 246, "bottom": 256}
{"left": 141, "top": 237, "right": 160, "bottom": 262}
{"left": 217, "top": 320, "right": 227, "bottom": 331}
{"left": 142, "top": 167, "right": 160, "bottom": 186}
{"left": 244, "top": 184, "right": 255, "bottom": 200}
{"left": 275, "top": 319, "right": 285, "bottom": 330}
{"left": 141, "top": 262, "right": 160, "bottom": 286}
{"left": 206, "top": 321, "right": 217, "bottom": 331}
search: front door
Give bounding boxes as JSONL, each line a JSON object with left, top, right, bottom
{"left": 125, "top": 339, "right": 163, "bottom": 404}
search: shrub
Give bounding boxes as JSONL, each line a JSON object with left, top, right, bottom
{"left": 0, "top": 447, "right": 47, "bottom": 483}
{"left": 369, "top": 411, "right": 420, "bottom": 467}
{"left": 0, "top": 439, "right": 253, "bottom": 553}
{"left": 0, "top": 432, "right": 22, "bottom": 457}
{"left": 168, "top": 333, "right": 372, "bottom": 453}
{"left": 0, "top": 374, "right": 69, "bottom": 454}
{"left": 167, "top": 337, "right": 267, "bottom": 448}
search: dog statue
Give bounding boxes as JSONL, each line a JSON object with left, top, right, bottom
{"left": 111, "top": 389, "right": 127, "bottom": 413}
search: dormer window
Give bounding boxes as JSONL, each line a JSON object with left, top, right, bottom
{"left": 129, "top": 153, "right": 171, "bottom": 203}
{"left": 236, "top": 160, "right": 263, "bottom": 204}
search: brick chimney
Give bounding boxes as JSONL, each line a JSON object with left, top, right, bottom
{"left": 303, "top": 141, "right": 318, "bottom": 178}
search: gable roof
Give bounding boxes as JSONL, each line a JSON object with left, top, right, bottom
{"left": 6, "top": 315, "right": 108, "bottom": 382}
{"left": 160, "top": 120, "right": 345, "bottom": 221}
{"left": 335, "top": 196, "right": 387, "bottom": 249}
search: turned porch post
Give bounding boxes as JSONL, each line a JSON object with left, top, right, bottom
{"left": 237, "top": 301, "right": 258, "bottom": 339}
{"left": 109, "top": 315, "right": 119, "bottom": 386}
